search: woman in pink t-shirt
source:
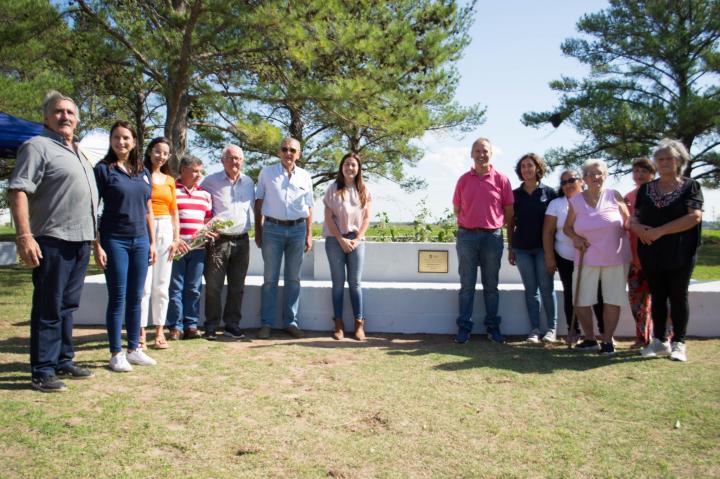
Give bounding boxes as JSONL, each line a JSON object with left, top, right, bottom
{"left": 564, "top": 159, "right": 631, "bottom": 355}
{"left": 323, "top": 153, "right": 372, "bottom": 341}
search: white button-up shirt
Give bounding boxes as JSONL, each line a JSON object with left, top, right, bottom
{"left": 201, "top": 171, "right": 255, "bottom": 235}
{"left": 256, "top": 163, "right": 314, "bottom": 220}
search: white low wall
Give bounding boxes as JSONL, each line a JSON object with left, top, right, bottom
{"left": 0, "top": 242, "right": 17, "bottom": 266}
{"left": 75, "top": 240, "right": 720, "bottom": 337}
{"left": 314, "top": 240, "right": 522, "bottom": 283}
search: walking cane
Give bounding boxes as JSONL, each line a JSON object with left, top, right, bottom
{"left": 568, "top": 248, "right": 585, "bottom": 350}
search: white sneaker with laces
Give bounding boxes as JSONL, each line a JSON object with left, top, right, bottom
{"left": 641, "top": 338, "right": 671, "bottom": 358}
{"left": 109, "top": 352, "right": 133, "bottom": 372}
{"left": 127, "top": 349, "right": 157, "bottom": 366}
{"left": 670, "top": 342, "right": 687, "bottom": 362}
{"left": 526, "top": 330, "right": 540, "bottom": 343}
{"left": 542, "top": 329, "right": 557, "bottom": 343}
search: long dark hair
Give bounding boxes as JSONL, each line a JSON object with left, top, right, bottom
{"left": 143, "top": 137, "right": 171, "bottom": 174}
{"left": 335, "top": 152, "right": 368, "bottom": 207}
{"left": 102, "top": 120, "right": 143, "bottom": 175}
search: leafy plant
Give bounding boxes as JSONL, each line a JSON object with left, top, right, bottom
{"left": 374, "top": 211, "right": 396, "bottom": 242}
{"left": 412, "top": 199, "right": 434, "bottom": 242}
{"left": 436, "top": 208, "right": 458, "bottom": 242}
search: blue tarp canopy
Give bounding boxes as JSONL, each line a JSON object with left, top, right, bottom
{"left": 0, "top": 112, "right": 44, "bottom": 157}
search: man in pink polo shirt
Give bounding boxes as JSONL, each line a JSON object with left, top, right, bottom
{"left": 452, "top": 138, "right": 514, "bottom": 344}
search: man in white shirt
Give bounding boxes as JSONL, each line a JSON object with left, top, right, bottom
{"left": 254, "top": 137, "right": 314, "bottom": 339}
{"left": 200, "top": 145, "right": 255, "bottom": 340}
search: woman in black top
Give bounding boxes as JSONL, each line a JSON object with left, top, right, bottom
{"left": 631, "top": 139, "right": 703, "bottom": 362}
{"left": 506, "top": 153, "right": 558, "bottom": 343}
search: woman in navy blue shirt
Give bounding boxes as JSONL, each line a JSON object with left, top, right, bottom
{"left": 94, "top": 121, "right": 158, "bottom": 372}
{"left": 506, "top": 153, "right": 559, "bottom": 343}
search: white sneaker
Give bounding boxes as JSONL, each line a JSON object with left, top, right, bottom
{"left": 670, "top": 342, "right": 687, "bottom": 362}
{"left": 109, "top": 353, "right": 133, "bottom": 372}
{"left": 127, "top": 349, "right": 157, "bottom": 366}
{"left": 641, "top": 338, "right": 671, "bottom": 358}
{"left": 542, "top": 329, "right": 557, "bottom": 343}
{"left": 526, "top": 330, "right": 540, "bottom": 343}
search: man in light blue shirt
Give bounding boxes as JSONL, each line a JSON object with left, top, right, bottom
{"left": 254, "top": 137, "right": 314, "bottom": 339}
{"left": 200, "top": 145, "right": 255, "bottom": 340}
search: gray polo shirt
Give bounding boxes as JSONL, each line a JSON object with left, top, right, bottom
{"left": 9, "top": 128, "right": 98, "bottom": 242}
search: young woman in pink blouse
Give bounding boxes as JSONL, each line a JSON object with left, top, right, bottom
{"left": 323, "top": 153, "right": 371, "bottom": 341}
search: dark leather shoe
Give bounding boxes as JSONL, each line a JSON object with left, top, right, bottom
{"left": 32, "top": 376, "right": 67, "bottom": 392}
{"left": 168, "top": 328, "right": 182, "bottom": 341}
{"left": 56, "top": 364, "right": 94, "bottom": 379}
{"left": 202, "top": 329, "right": 218, "bottom": 341}
{"left": 183, "top": 328, "right": 201, "bottom": 340}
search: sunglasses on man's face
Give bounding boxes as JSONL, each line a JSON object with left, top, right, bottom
{"left": 560, "top": 177, "right": 579, "bottom": 186}
{"left": 281, "top": 147, "right": 298, "bottom": 154}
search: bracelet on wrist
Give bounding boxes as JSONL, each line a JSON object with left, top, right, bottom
{"left": 16, "top": 233, "right": 33, "bottom": 241}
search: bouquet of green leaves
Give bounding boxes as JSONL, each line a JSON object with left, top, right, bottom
{"left": 173, "top": 217, "right": 236, "bottom": 260}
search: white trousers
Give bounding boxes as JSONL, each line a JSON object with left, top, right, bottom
{"left": 141, "top": 217, "right": 174, "bottom": 327}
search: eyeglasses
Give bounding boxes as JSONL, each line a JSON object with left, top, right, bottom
{"left": 281, "top": 147, "right": 298, "bottom": 154}
{"left": 560, "top": 177, "right": 579, "bottom": 186}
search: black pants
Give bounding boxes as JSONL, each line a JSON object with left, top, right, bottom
{"left": 31, "top": 237, "right": 90, "bottom": 379}
{"left": 203, "top": 234, "right": 249, "bottom": 331}
{"left": 555, "top": 252, "right": 604, "bottom": 334}
{"left": 643, "top": 257, "right": 695, "bottom": 343}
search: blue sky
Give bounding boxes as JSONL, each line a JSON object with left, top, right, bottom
{"left": 350, "top": 0, "right": 720, "bottom": 223}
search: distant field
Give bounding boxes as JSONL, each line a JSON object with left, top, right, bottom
{"left": 695, "top": 229, "right": 720, "bottom": 280}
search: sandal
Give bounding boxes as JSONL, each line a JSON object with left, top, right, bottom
{"left": 153, "top": 334, "right": 169, "bottom": 349}
{"left": 139, "top": 327, "right": 147, "bottom": 351}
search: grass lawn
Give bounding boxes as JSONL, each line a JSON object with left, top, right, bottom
{"left": 0, "top": 265, "right": 718, "bottom": 478}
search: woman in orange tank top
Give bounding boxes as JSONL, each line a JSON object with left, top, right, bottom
{"left": 140, "top": 137, "right": 180, "bottom": 349}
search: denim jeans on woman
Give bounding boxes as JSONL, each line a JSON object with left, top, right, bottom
{"left": 514, "top": 247, "right": 557, "bottom": 332}
{"left": 455, "top": 227, "right": 503, "bottom": 333}
{"left": 101, "top": 234, "right": 149, "bottom": 353}
{"left": 325, "top": 234, "right": 365, "bottom": 320}
{"left": 260, "top": 221, "right": 306, "bottom": 327}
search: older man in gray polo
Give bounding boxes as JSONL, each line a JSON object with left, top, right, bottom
{"left": 9, "top": 91, "right": 98, "bottom": 392}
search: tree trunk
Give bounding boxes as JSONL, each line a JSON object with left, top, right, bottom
{"left": 165, "top": 92, "right": 191, "bottom": 175}
{"left": 134, "top": 90, "right": 146, "bottom": 151}
{"left": 288, "top": 104, "right": 304, "bottom": 144}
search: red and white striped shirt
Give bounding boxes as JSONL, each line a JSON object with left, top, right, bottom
{"left": 175, "top": 180, "right": 213, "bottom": 241}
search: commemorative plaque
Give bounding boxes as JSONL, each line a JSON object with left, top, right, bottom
{"left": 418, "top": 250, "right": 449, "bottom": 273}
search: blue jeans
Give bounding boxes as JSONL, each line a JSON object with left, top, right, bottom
{"left": 456, "top": 227, "right": 503, "bottom": 332}
{"left": 166, "top": 249, "right": 205, "bottom": 332}
{"left": 101, "top": 234, "right": 149, "bottom": 353}
{"left": 30, "top": 237, "right": 90, "bottom": 379}
{"left": 325, "top": 235, "right": 365, "bottom": 320}
{"left": 514, "top": 248, "right": 557, "bottom": 332}
{"left": 261, "top": 221, "right": 306, "bottom": 327}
